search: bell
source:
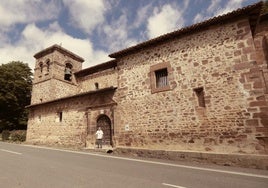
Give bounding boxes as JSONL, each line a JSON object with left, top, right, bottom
{"left": 64, "top": 68, "right": 72, "bottom": 81}
{"left": 65, "top": 67, "right": 72, "bottom": 75}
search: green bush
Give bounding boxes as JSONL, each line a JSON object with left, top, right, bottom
{"left": 2, "top": 130, "right": 10, "bottom": 141}
{"left": 10, "top": 130, "right": 26, "bottom": 142}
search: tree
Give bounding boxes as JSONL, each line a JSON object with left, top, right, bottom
{"left": 0, "top": 61, "right": 32, "bottom": 131}
{"left": 264, "top": 0, "right": 268, "bottom": 14}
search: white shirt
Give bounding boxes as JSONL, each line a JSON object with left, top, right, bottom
{"left": 96, "top": 130, "right": 104, "bottom": 139}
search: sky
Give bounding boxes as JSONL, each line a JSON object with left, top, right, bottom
{"left": 0, "top": 0, "right": 260, "bottom": 71}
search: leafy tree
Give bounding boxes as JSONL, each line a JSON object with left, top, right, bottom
{"left": 264, "top": 0, "right": 268, "bottom": 14}
{"left": 0, "top": 61, "right": 32, "bottom": 131}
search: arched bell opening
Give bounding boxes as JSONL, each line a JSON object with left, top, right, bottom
{"left": 46, "top": 59, "right": 50, "bottom": 73}
{"left": 64, "top": 62, "right": 73, "bottom": 81}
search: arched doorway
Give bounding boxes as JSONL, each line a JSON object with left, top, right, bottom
{"left": 97, "top": 115, "right": 112, "bottom": 146}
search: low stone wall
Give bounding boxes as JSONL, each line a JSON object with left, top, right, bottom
{"left": 113, "top": 147, "right": 268, "bottom": 170}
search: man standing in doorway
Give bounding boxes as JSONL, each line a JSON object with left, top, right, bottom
{"left": 96, "top": 127, "right": 104, "bottom": 149}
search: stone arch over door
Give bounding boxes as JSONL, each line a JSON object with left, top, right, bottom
{"left": 97, "top": 115, "right": 112, "bottom": 146}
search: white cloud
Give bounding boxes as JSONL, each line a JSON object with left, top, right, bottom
{"left": 207, "top": 0, "right": 221, "bottom": 13}
{"left": 0, "top": 0, "right": 59, "bottom": 28}
{"left": 132, "top": 3, "right": 153, "bottom": 29}
{"left": 0, "top": 23, "right": 110, "bottom": 71}
{"left": 62, "top": 0, "right": 106, "bottom": 34}
{"left": 193, "top": 0, "right": 243, "bottom": 24}
{"left": 215, "top": 0, "right": 244, "bottom": 16}
{"left": 193, "top": 0, "right": 221, "bottom": 24}
{"left": 98, "top": 13, "right": 138, "bottom": 52}
{"left": 193, "top": 13, "right": 205, "bottom": 23}
{"left": 147, "top": 4, "right": 185, "bottom": 39}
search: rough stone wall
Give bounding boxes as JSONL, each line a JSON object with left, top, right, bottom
{"left": 114, "top": 18, "right": 268, "bottom": 154}
{"left": 27, "top": 89, "right": 116, "bottom": 148}
{"left": 31, "top": 50, "right": 82, "bottom": 104}
{"left": 33, "top": 51, "right": 82, "bottom": 84}
{"left": 77, "top": 68, "right": 118, "bottom": 93}
{"left": 31, "top": 79, "right": 78, "bottom": 104}
{"left": 27, "top": 97, "right": 87, "bottom": 147}
{"left": 249, "top": 16, "right": 268, "bottom": 152}
{"left": 27, "top": 102, "right": 86, "bottom": 146}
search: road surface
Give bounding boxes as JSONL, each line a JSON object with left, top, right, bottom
{"left": 0, "top": 142, "right": 268, "bottom": 188}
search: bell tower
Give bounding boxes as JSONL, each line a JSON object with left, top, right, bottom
{"left": 31, "top": 44, "right": 84, "bottom": 104}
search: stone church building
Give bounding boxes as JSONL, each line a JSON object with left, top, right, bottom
{"left": 26, "top": 2, "right": 268, "bottom": 155}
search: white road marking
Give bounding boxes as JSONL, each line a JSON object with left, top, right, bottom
{"left": 162, "top": 183, "right": 187, "bottom": 188}
{"left": 0, "top": 149, "right": 22, "bottom": 155}
{"left": 22, "top": 144, "right": 268, "bottom": 179}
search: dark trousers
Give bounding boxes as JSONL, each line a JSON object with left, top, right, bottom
{"left": 96, "top": 139, "right": 102, "bottom": 148}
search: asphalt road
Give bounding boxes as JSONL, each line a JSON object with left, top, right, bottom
{"left": 0, "top": 142, "right": 268, "bottom": 188}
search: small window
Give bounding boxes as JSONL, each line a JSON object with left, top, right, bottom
{"left": 155, "top": 68, "right": 168, "bottom": 88}
{"left": 150, "top": 62, "right": 172, "bottom": 93}
{"left": 57, "top": 112, "right": 63, "bottom": 122}
{"left": 39, "top": 62, "right": 43, "bottom": 73}
{"left": 95, "top": 82, "right": 99, "bottom": 90}
{"left": 38, "top": 115, "right": 41, "bottom": 123}
{"left": 46, "top": 60, "right": 50, "bottom": 73}
{"left": 194, "top": 87, "right": 205, "bottom": 107}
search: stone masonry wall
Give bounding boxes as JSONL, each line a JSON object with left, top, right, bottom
{"left": 114, "top": 18, "right": 268, "bottom": 154}
{"left": 27, "top": 90, "right": 116, "bottom": 148}
{"left": 31, "top": 79, "right": 78, "bottom": 104}
{"left": 27, "top": 97, "right": 88, "bottom": 147}
{"left": 77, "top": 68, "right": 118, "bottom": 93}
{"left": 31, "top": 50, "right": 82, "bottom": 104}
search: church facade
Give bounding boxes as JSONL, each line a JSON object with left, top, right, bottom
{"left": 26, "top": 2, "right": 268, "bottom": 154}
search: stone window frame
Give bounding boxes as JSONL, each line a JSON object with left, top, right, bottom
{"left": 150, "top": 62, "right": 172, "bottom": 94}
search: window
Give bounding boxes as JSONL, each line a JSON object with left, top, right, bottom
{"left": 194, "top": 87, "right": 205, "bottom": 107}
{"left": 46, "top": 59, "right": 50, "bottom": 73}
{"left": 95, "top": 82, "right": 99, "bottom": 90}
{"left": 57, "top": 112, "right": 63, "bottom": 122}
{"left": 37, "top": 115, "right": 41, "bottom": 123}
{"left": 39, "top": 62, "right": 43, "bottom": 73}
{"left": 150, "top": 62, "right": 172, "bottom": 93}
{"left": 155, "top": 68, "right": 168, "bottom": 88}
{"left": 59, "top": 112, "right": 63, "bottom": 122}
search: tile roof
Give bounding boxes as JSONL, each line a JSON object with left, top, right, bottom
{"left": 26, "top": 86, "right": 117, "bottom": 108}
{"left": 34, "top": 44, "right": 85, "bottom": 62}
{"left": 75, "top": 59, "right": 117, "bottom": 77}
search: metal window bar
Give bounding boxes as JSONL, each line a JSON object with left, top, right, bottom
{"left": 155, "top": 69, "right": 168, "bottom": 88}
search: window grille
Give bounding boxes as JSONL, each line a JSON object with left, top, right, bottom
{"left": 155, "top": 68, "right": 168, "bottom": 88}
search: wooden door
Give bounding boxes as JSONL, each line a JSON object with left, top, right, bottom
{"left": 97, "top": 115, "right": 112, "bottom": 146}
